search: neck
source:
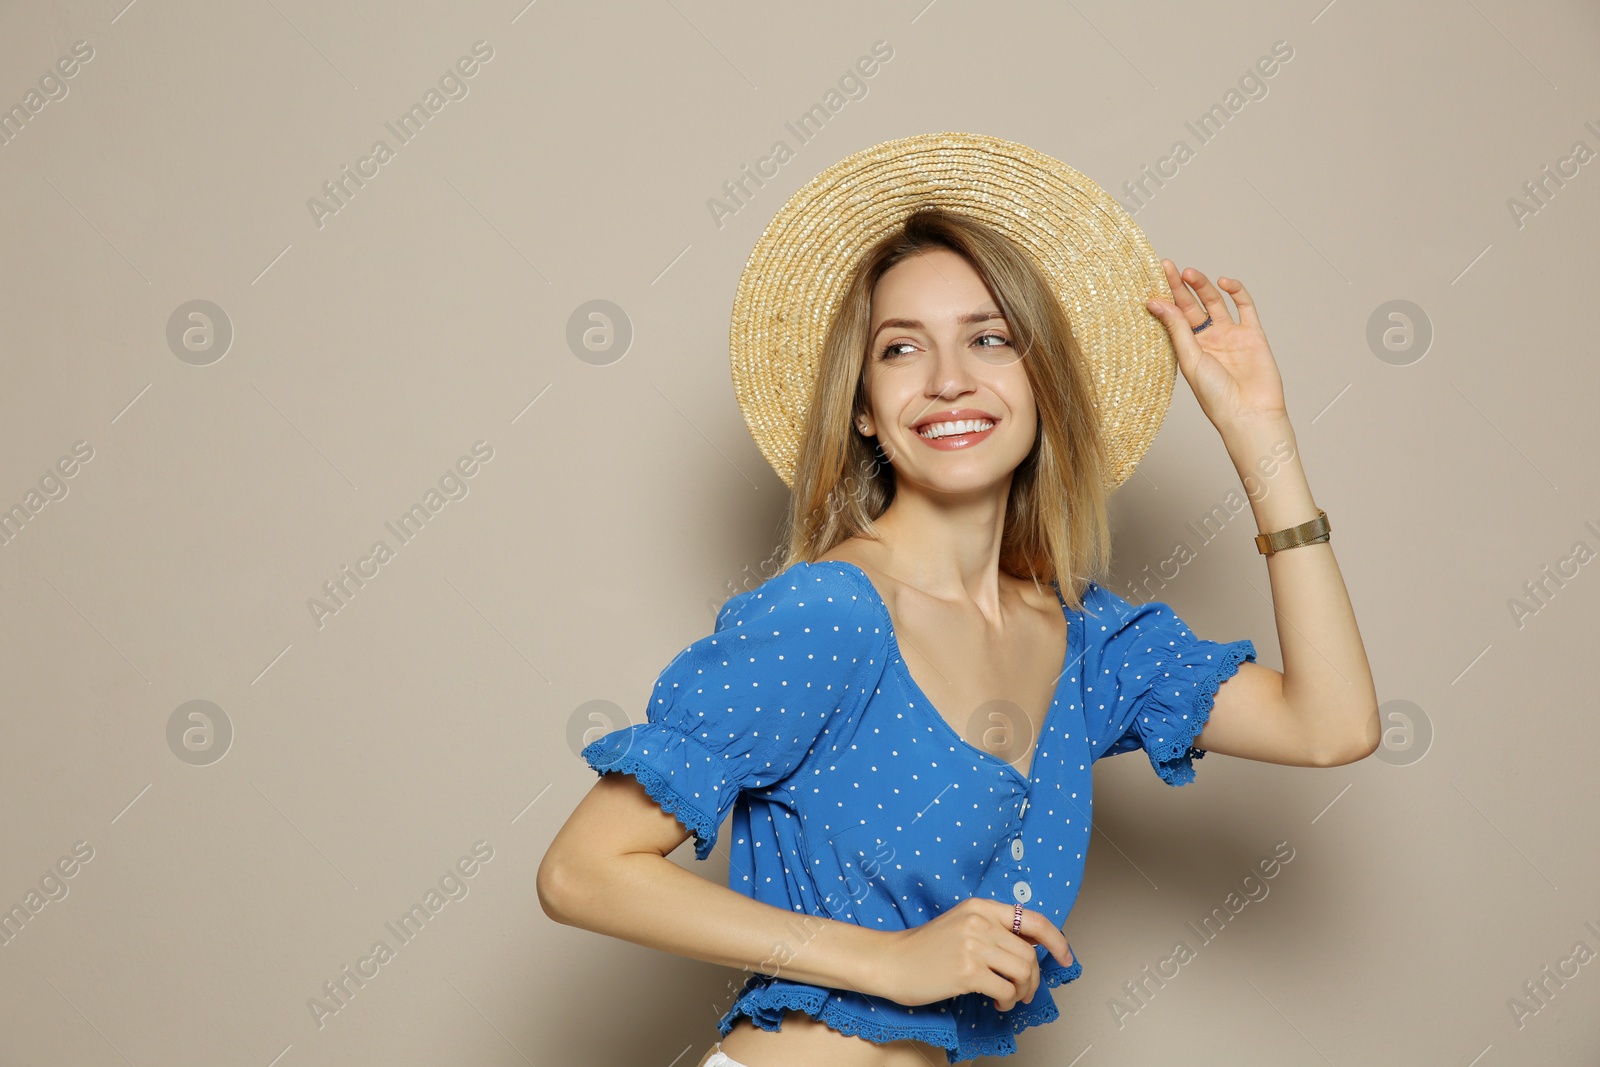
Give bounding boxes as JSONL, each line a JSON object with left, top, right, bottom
{"left": 864, "top": 474, "right": 1015, "bottom": 610}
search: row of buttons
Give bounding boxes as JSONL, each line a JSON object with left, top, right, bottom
{"left": 1013, "top": 795, "right": 1030, "bottom": 902}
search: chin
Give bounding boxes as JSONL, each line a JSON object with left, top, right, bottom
{"left": 888, "top": 435, "right": 1029, "bottom": 493}
{"left": 908, "top": 464, "right": 1019, "bottom": 495}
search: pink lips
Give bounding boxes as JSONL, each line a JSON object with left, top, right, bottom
{"left": 913, "top": 417, "right": 998, "bottom": 451}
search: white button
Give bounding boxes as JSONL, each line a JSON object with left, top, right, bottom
{"left": 1012, "top": 880, "right": 1031, "bottom": 904}
{"left": 1010, "top": 838, "right": 1025, "bottom": 861}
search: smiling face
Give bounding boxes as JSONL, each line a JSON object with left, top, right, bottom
{"left": 857, "top": 247, "right": 1039, "bottom": 496}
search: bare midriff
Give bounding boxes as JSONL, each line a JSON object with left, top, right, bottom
{"left": 706, "top": 1012, "right": 946, "bottom": 1067}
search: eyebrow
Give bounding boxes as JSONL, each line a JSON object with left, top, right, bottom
{"left": 871, "top": 310, "right": 1005, "bottom": 336}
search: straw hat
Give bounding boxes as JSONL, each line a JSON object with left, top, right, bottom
{"left": 727, "top": 130, "right": 1179, "bottom": 492}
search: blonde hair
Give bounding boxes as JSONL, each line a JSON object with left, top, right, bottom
{"left": 779, "top": 205, "right": 1113, "bottom": 611}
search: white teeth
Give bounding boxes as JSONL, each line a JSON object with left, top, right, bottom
{"left": 917, "top": 418, "right": 995, "bottom": 440}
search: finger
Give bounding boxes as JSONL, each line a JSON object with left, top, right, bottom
{"left": 1019, "top": 951, "right": 1040, "bottom": 1005}
{"left": 977, "top": 903, "right": 1041, "bottom": 1006}
{"left": 1019, "top": 956, "right": 1041, "bottom": 1006}
{"left": 989, "top": 915, "right": 1042, "bottom": 973}
{"left": 1181, "top": 267, "right": 1235, "bottom": 327}
{"left": 1159, "top": 258, "right": 1208, "bottom": 328}
{"left": 992, "top": 943, "right": 1041, "bottom": 1010}
{"left": 968, "top": 959, "right": 1018, "bottom": 1012}
{"left": 1218, "top": 275, "right": 1261, "bottom": 330}
{"left": 1006, "top": 914, "right": 1068, "bottom": 1007}
{"left": 1016, "top": 910, "right": 1076, "bottom": 970}
{"left": 1144, "top": 297, "right": 1205, "bottom": 378}
{"left": 975, "top": 942, "right": 1034, "bottom": 1011}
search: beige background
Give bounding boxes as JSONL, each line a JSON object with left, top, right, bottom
{"left": 3, "top": 0, "right": 1598, "bottom": 1064}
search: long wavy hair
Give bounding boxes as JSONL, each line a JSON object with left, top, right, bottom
{"left": 778, "top": 205, "right": 1114, "bottom": 611}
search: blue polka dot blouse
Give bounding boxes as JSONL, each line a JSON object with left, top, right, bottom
{"left": 580, "top": 560, "right": 1256, "bottom": 1063}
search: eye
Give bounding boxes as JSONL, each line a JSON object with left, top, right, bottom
{"left": 975, "top": 332, "right": 1010, "bottom": 347}
{"left": 877, "top": 341, "right": 915, "bottom": 359}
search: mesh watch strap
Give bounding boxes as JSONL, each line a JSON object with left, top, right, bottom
{"left": 1254, "top": 508, "right": 1330, "bottom": 555}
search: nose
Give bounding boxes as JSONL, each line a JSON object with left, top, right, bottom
{"left": 924, "top": 338, "right": 979, "bottom": 399}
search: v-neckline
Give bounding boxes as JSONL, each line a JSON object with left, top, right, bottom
{"left": 819, "top": 559, "right": 1078, "bottom": 788}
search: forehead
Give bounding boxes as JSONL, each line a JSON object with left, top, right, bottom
{"left": 870, "top": 249, "right": 996, "bottom": 319}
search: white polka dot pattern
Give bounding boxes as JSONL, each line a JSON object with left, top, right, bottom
{"left": 1079, "top": 585, "right": 1258, "bottom": 787}
{"left": 579, "top": 561, "right": 1255, "bottom": 1062}
{"left": 583, "top": 564, "right": 885, "bottom": 863}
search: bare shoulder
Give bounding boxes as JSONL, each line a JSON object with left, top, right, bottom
{"left": 812, "top": 537, "right": 896, "bottom": 598}
{"left": 812, "top": 535, "right": 876, "bottom": 570}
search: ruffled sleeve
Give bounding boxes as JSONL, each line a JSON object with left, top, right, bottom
{"left": 1079, "top": 583, "right": 1256, "bottom": 786}
{"left": 580, "top": 563, "right": 887, "bottom": 860}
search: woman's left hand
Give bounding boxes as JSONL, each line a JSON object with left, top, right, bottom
{"left": 1144, "top": 259, "right": 1288, "bottom": 432}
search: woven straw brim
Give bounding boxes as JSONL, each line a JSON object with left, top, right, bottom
{"left": 728, "top": 130, "right": 1177, "bottom": 492}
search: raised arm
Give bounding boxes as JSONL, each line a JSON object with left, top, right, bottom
{"left": 1145, "top": 262, "right": 1380, "bottom": 769}
{"left": 1198, "top": 412, "right": 1380, "bottom": 767}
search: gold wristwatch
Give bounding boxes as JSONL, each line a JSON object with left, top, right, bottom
{"left": 1255, "top": 508, "right": 1331, "bottom": 555}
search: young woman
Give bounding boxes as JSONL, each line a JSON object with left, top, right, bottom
{"left": 539, "top": 136, "right": 1378, "bottom": 1066}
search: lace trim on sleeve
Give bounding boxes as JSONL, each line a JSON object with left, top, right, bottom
{"left": 1141, "top": 639, "right": 1255, "bottom": 787}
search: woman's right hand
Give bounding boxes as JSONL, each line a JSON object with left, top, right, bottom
{"left": 865, "top": 898, "right": 1076, "bottom": 1012}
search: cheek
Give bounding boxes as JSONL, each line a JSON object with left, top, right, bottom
{"left": 999, "top": 374, "right": 1038, "bottom": 423}
{"left": 868, "top": 379, "right": 920, "bottom": 429}
{"left": 1003, "top": 385, "right": 1039, "bottom": 448}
